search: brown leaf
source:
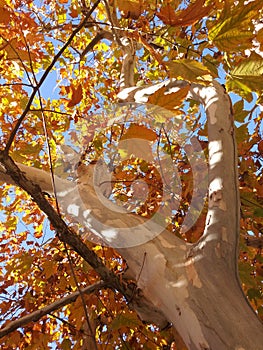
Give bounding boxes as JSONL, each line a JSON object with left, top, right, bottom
{"left": 258, "top": 140, "right": 263, "bottom": 156}
{"left": 120, "top": 124, "right": 157, "bottom": 141}
{"left": 116, "top": 0, "right": 145, "bottom": 19}
{"left": 67, "top": 84, "right": 83, "bottom": 107}
{"left": 0, "top": 6, "right": 11, "bottom": 24}
{"left": 157, "top": 0, "right": 214, "bottom": 27}
{"left": 138, "top": 34, "right": 165, "bottom": 66}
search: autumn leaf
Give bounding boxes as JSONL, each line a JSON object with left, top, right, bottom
{"left": 61, "top": 338, "right": 72, "bottom": 350}
{"left": 226, "top": 53, "right": 263, "bottom": 94}
{"left": 42, "top": 260, "right": 57, "bottom": 279}
{"left": 120, "top": 124, "right": 157, "bottom": 141}
{"left": 119, "top": 125, "right": 156, "bottom": 161}
{"left": 110, "top": 311, "right": 140, "bottom": 331}
{"left": 157, "top": 0, "right": 214, "bottom": 27}
{"left": 208, "top": 0, "right": 262, "bottom": 51}
{"left": 116, "top": 0, "right": 145, "bottom": 19}
{"left": 0, "top": 5, "right": 11, "bottom": 24}
{"left": 167, "top": 59, "right": 213, "bottom": 84}
{"left": 136, "top": 33, "right": 165, "bottom": 66}
{"left": 148, "top": 85, "right": 190, "bottom": 112}
{"left": 0, "top": 38, "right": 39, "bottom": 61}
{"left": 67, "top": 84, "right": 83, "bottom": 107}
{"left": 118, "top": 138, "right": 154, "bottom": 162}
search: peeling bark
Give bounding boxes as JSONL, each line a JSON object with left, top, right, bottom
{"left": 1, "top": 81, "right": 262, "bottom": 349}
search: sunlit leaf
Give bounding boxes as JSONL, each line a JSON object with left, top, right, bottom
{"left": 226, "top": 53, "right": 263, "bottom": 94}
{"left": 168, "top": 59, "right": 213, "bottom": 84}
{"left": 120, "top": 124, "right": 157, "bottom": 141}
{"left": 148, "top": 85, "right": 190, "bottom": 112}
{"left": 116, "top": 0, "right": 145, "bottom": 19}
{"left": 67, "top": 84, "right": 83, "bottom": 107}
{"left": 208, "top": 0, "right": 262, "bottom": 51}
{"left": 157, "top": 0, "right": 213, "bottom": 27}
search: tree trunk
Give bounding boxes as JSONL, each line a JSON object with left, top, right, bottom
{"left": 0, "top": 81, "right": 262, "bottom": 349}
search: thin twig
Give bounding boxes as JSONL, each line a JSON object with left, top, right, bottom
{"left": 0, "top": 281, "right": 105, "bottom": 338}
{"left": 29, "top": 108, "right": 72, "bottom": 116}
{"left": 4, "top": 0, "right": 102, "bottom": 154}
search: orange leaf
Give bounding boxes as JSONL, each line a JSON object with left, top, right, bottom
{"left": 137, "top": 34, "right": 165, "bottom": 66}
{"left": 157, "top": 0, "right": 214, "bottom": 27}
{"left": 148, "top": 85, "right": 190, "bottom": 112}
{"left": 67, "top": 84, "right": 83, "bottom": 107}
{"left": 116, "top": 0, "right": 145, "bottom": 19}
{"left": 121, "top": 124, "right": 157, "bottom": 141}
{"left": 42, "top": 260, "right": 57, "bottom": 279}
{"left": 0, "top": 6, "right": 11, "bottom": 24}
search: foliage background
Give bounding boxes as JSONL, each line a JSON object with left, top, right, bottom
{"left": 0, "top": 0, "right": 262, "bottom": 348}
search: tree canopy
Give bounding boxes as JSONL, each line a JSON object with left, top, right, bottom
{"left": 0, "top": 0, "right": 262, "bottom": 349}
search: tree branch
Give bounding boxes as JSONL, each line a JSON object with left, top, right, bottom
{"left": 0, "top": 152, "right": 169, "bottom": 329}
{"left": 103, "top": 0, "right": 135, "bottom": 89}
{"left": 80, "top": 29, "right": 113, "bottom": 61}
{"left": 0, "top": 282, "right": 105, "bottom": 338}
{"left": 4, "top": 0, "right": 102, "bottom": 154}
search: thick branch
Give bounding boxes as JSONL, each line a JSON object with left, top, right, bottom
{"left": 80, "top": 29, "right": 113, "bottom": 61}
{"left": 0, "top": 153, "right": 169, "bottom": 329}
{"left": 1, "top": 80, "right": 262, "bottom": 348}
{"left": 120, "top": 37, "right": 135, "bottom": 88}
{"left": 0, "top": 282, "right": 105, "bottom": 338}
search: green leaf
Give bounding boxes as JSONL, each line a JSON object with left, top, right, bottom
{"left": 254, "top": 206, "right": 263, "bottom": 218}
{"left": 241, "top": 192, "right": 263, "bottom": 218}
{"left": 238, "top": 261, "right": 256, "bottom": 287}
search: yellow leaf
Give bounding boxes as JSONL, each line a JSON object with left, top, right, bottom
{"left": 226, "top": 53, "right": 263, "bottom": 94}
{"left": 208, "top": 0, "right": 262, "bottom": 51}
{"left": 35, "top": 222, "right": 43, "bottom": 238}
{"left": 148, "top": 85, "right": 190, "bottom": 112}
{"left": 167, "top": 59, "right": 213, "bottom": 84}
{"left": 58, "top": 11, "right": 67, "bottom": 24}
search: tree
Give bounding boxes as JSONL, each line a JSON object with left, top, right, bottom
{"left": 0, "top": 0, "right": 262, "bottom": 349}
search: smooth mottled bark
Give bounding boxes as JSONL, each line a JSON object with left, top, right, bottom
{"left": 1, "top": 81, "right": 262, "bottom": 349}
